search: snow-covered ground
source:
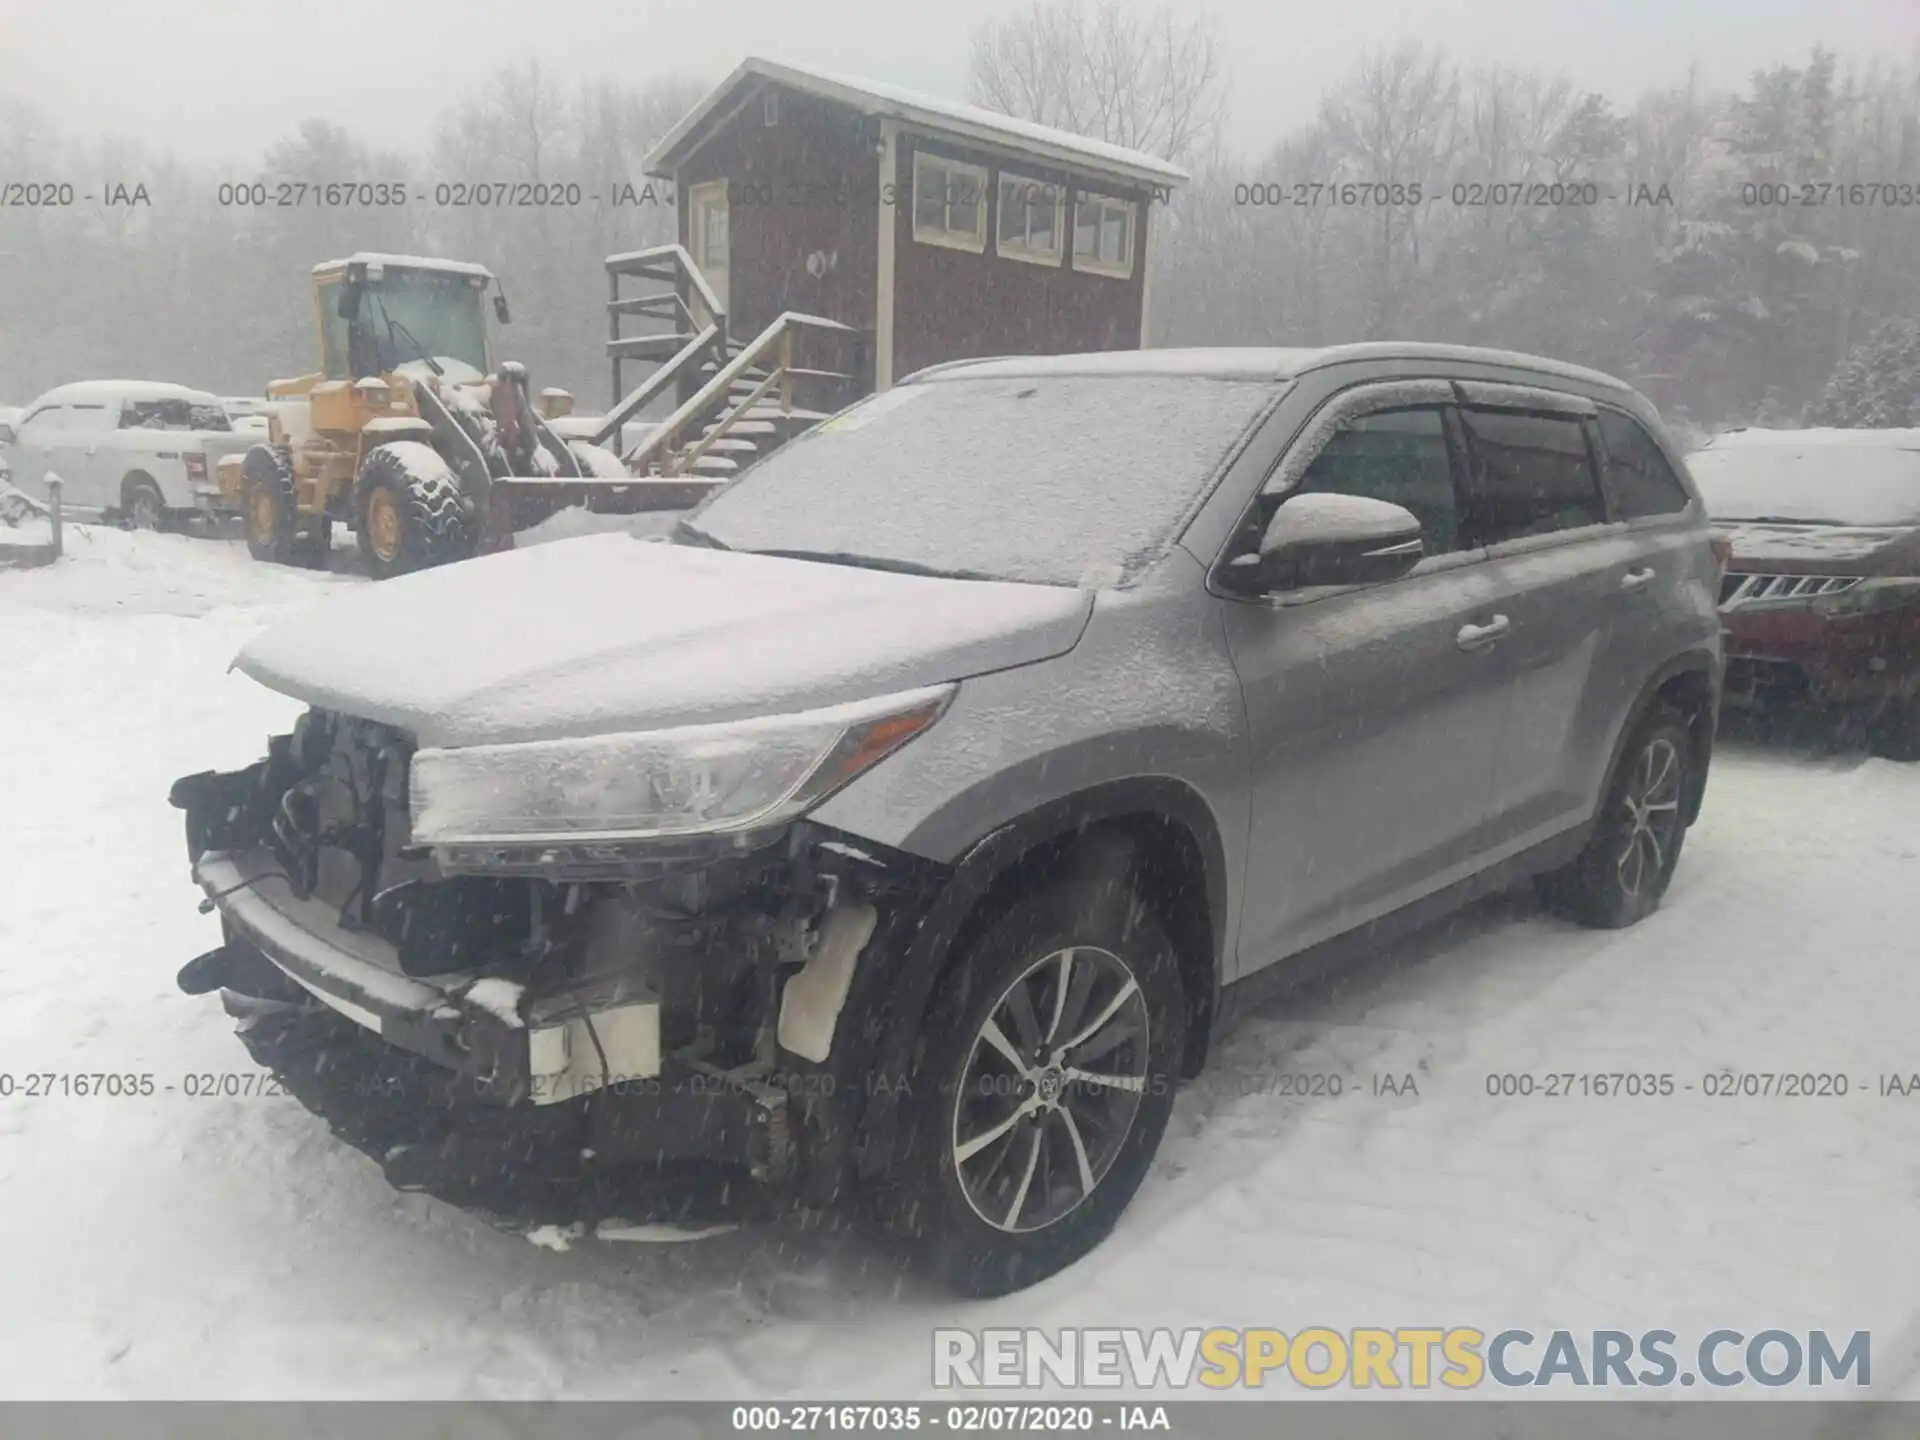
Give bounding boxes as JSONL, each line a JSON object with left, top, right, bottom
{"left": 2, "top": 528, "right": 1917, "bottom": 1400}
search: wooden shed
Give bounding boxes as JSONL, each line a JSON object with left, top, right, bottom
{"left": 639, "top": 56, "right": 1188, "bottom": 392}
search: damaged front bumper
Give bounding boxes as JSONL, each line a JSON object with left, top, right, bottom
{"left": 184, "top": 847, "right": 795, "bottom": 1203}
{"left": 187, "top": 845, "right": 660, "bottom": 1106}
{"left": 170, "top": 738, "right": 941, "bottom": 1215}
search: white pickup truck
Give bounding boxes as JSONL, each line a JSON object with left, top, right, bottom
{"left": 5, "top": 381, "right": 259, "bottom": 528}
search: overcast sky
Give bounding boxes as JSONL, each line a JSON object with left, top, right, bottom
{"left": 2, "top": 0, "right": 1917, "bottom": 164}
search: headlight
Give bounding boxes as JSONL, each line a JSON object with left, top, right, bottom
{"left": 409, "top": 685, "right": 954, "bottom": 850}
{"left": 1811, "top": 577, "right": 1920, "bottom": 618}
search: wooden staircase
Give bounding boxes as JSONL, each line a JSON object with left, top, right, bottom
{"left": 598, "top": 246, "right": 868, "bottom": 486}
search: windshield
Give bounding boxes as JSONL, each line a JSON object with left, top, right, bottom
{"left": 362, "top": 269, "right": 489, "bottom": 376}
{"left": 1690, "top": 444, "right": 1920, "bottom": 526}
{"left": 685, "top": 374, "right": 1281, "bottom": 586}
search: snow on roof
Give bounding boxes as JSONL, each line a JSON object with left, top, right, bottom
{"left": 312, "top": 253, "right": 494, "bottom": 280}
{"left": 644, "top": 56, "right": 1189, "bottom": 191}
{"left": 1701, "top": 426, "right": 1920, "bottom": 450}
{"left": 912, "top": 342, "right": 1636, "bottom": 391}
{"left": 31, "top": 380, "right": 221, "bottom": 407}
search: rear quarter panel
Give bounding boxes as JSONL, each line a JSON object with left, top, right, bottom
{"left": 102, "top": 428, "right": 248, "bottom": 507}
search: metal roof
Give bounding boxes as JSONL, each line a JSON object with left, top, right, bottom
{"left": 643, "top": 56, "right": 1189, "bottom": 191}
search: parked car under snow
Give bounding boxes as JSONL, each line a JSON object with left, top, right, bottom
{"left": 7, "top": 381, "right": 258, "bottom": 528}
{"left": 170, "top": 344, "right": 1723, "bottom": 1296}
{"left": 1694, "top": 426, "right": 1920, "bottom": 758}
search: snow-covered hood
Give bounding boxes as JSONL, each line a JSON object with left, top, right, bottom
{"left": 1718, "top": 521, "right": 1920, "bottom": 571}
{"left": 233, "top": 533, "right": 1093, "bottom": 745}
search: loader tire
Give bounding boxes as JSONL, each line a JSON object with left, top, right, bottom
{"left": 243, "top": 445, "right": 298, "bottom": 565}
{"left": 353, "top": 442, "right": 471, "bottom": 580}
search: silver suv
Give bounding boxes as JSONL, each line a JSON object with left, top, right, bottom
{"left": 169, "top": 344, "right": 1722, "bottom": 1295}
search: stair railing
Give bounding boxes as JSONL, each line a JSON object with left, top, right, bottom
{"left": 623, "top": 311, "right": 858, "bottom": 477}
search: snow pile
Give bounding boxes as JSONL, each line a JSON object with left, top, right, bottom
{"left": 0, "top": 477, "right": 54, "bottom": 558}
{"left": 0, "top": 476, "right": 48, "bottom": 527}
{"left": 514, "top": 506, "right": 680, "bottom": 549}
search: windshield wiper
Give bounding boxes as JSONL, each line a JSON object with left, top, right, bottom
{"left": 669, "top": 518, "right": 729, "bottom": 550}
{"left": 369, "top": 296, "right": 443, "bottom": 377}
{"left": 748, "top": 548, "right": 997, "bottom": 582}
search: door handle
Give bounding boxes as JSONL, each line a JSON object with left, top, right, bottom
{"left": 1620, "top": 566, "right": 1656, "bottom": 593}
{"left": 1456, "top": 614, "right": 1511, "bottom": 651}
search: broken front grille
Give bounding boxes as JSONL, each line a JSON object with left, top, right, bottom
{"left": 1719, "top": 572, "right": 1863, "bottom": 608}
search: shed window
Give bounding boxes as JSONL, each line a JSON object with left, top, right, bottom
{"left": 1072, "top": 191, "right": 1134, "bottom": 278}
{"left": 996, "top": 173, "right": 1064, "bottom": 264}
{"left": 912, "top": 153, "right": 988, "bottom": 252}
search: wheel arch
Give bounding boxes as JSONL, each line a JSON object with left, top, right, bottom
{"left": 1601, "top": 648, "right": 1721, "bottom": 828}
{"left": 119, "top": 467, "right": 168, "bottom": 509}
{"left": 846, "top": 777, "right": 1229, "bottom": 1184}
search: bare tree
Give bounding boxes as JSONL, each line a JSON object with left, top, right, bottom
{"left": 967, "top": 0, "right": 1227, "bottom": 164}
{"left": 1318, "top": 45, "right": 1462, "bottom": 333}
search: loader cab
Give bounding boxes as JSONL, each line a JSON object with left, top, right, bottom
{"left": 313, "top": 255, "right": 503, "bottom": 384}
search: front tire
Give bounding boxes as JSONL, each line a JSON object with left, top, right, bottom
{"left": 353, "top": 442, "right": 470, "bottom": 579}
{"left": 892, "top": 879, "right": 1187, "bottom": 1296}
{"left": 1536, "top": 705, "right": 1693, "bottom": 928}
{"left": 242, "top": 445, "right": 297, "bottom": 563}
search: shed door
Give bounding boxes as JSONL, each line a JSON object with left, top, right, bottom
{"left": 689, "top": 180, "right": 731, "bottom": 320}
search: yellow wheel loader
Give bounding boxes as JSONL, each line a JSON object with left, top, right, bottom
{"left": 218, "top": 254, "right": 629, "bottom": 578}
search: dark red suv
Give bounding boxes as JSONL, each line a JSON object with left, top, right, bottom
{"left": 1692, "top": 427, "right": 1920, "bottom": 759}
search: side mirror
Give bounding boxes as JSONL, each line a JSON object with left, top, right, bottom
{"left": 1225, "top": 493, "right": 1425, "bottom": 594}
{"left": 0, "top": 423, "right": 14, "bottom": 446}
{"left": 493, "top": 293, "right": 511, "bottom": 325}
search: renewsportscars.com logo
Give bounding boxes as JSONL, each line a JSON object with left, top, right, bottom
{"left": 932, "top": 1327, "right": 1872, "bottom": 1391}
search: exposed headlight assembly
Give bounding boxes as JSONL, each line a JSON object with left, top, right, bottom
{"left": 1811, "top": 576, "right": 1920, "bottom": 618}
{"left": 409, "top": 685, "right": 953, "bottom": 871}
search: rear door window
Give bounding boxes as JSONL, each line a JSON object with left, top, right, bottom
{"left": 1457, "top": 407, "right": 1606, "bottom": 544}
{"left": 1596, "top": 409, "right": 1690, "bottom": 519}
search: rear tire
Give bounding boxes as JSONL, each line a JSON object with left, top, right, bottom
{"left": 1536, "top": 705, "right": 1693, "bottom": 928}
{"left": 242, "top": 445, "right": 297, "bottom": 564}
{"left": 887, "top": 878, "right": 1187, "bottom": 1297}
{"left": 121, "top": 474, "right": 167, "bottom": 532}
{"left": 353, "top": 442, "right": 471, "bottom": 580}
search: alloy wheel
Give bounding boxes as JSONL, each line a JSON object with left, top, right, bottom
{"left": 950, "top": 945, "right": 1150, "bottom": 1234}
{"left": 1616, "top": 736, "right": 1682, "bottom": 898}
